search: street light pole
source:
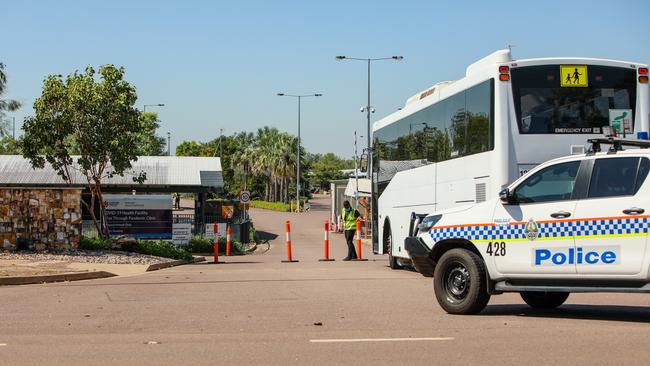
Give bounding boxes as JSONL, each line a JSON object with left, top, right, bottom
{"left": 12, "top": 117, "right": 16, "bottom": 154}
{"left": 335, "top": 56, "right": 403, "bottom": 156}
{"left": 167, "top": 132, "right": 171, "bottom": 156}
{"left": 277, "top": 92, "right": 322, "bottom": 212}
{"left": 336, "top": 55, "right": 403, "bottom": 247}
{"left": 143, "top": 103, "right": 165, "bottom": 112}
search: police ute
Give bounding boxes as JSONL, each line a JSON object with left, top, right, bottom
{"left": 405, "top": 135, "right": 650, "bottom": 314}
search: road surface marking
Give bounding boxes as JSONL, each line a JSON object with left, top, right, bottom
{"left": 310, "top": 337, "right": 454, "bottom": 343}
{"left": 0, "top": 343, "right": 7, "bottom": 346}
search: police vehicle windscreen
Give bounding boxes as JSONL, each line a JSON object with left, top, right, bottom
{"left": 511, "top": 65, "right": 637, "bottom": 134}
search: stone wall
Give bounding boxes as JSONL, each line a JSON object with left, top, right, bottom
{"left": 0, "top": 188, "right": 82, "bottom": 252}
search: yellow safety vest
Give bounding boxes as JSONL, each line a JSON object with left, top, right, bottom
{"left": 342, "top": 209, "right": 358, "bottom": 231}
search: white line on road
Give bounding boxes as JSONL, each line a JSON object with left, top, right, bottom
{"left": 0, "top": 343, "right": 7, "bottom": 346}
{"left": 310, "top": 337, "right": 454, "bottom": 343}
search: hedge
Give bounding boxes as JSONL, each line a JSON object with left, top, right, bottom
{"left": 249, "top": 199, "right": 308, "bottom": 212}
{"left": 137, "top": 240, "right": 193, "bottom": 261}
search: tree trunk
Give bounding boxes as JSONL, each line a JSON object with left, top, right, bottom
{"left": 280, "top": 177, "right": 284, "bottom": 203}
{"left": 94, "top": 183, "right": 110, "bottom": 239}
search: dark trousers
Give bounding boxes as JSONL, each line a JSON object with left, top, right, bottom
{"left": 344, "top": 229, "right": 358, "bottom": 259}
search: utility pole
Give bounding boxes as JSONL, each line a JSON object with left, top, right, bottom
{"left": 12, "top": 117, "right": 16, "bottom": 154}
{"left": 167, "top": 132, "right": 171, "bottom": 156}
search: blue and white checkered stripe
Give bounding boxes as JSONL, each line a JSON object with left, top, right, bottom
{"left": 429, "top": 217, "right": 649, "bottom": 243}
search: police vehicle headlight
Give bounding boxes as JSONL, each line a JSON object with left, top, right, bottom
{"left": 418, "top": 215, "right": 442, "bottom": 232}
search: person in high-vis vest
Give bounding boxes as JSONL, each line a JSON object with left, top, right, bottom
{"left": 341, "top": 200, "right": 361, "bottom": 261}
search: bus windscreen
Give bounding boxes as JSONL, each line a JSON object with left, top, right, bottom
{"left": 511, "top": 65, "right": 637, "bottom": 134}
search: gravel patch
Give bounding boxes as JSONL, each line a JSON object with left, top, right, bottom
{"left": 0, "top": 251, "right": 174, "bottom": 265}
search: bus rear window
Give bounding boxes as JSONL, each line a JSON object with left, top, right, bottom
{"left": 511, "top": 65, "right": 637, "bottom": 134}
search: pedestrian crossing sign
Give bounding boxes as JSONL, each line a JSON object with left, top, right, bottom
{"left": 560, "top": 65, "right": 588, "bottom": 87}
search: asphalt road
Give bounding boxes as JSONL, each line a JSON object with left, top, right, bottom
{"left": 1, "top": 195, "right": 649, "bottom": 366}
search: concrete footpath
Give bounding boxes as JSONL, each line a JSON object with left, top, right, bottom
{"left": 0, "top": 194, "right": 648, "bottom": 366}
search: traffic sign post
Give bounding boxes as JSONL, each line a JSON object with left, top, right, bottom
{"left": 240, "top": 191, "right": 251, "bottom": 204}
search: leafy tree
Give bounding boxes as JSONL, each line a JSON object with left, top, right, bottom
{"left": 310, "top": 153, "right": 355, "bottom": 190}
{"left": 0, "top": 62, "right": 21, "bottom": 137}
{"left": 175, "top": 140, "right": 203, "bottom": 157}
{"left": 0, "top": 135, "right": 21, "bottom": 154}
{"left": 136, "top": 111, "right": 167, "bottom": 156}
{"left": 22, "top": 65, "right": 145, "bottom": 238}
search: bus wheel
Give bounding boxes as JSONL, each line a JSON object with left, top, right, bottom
{"left": 433, "top": 248, "right": 490, "bottom": 315}
{"left": 384, "top": 222, "right": 402, "bottom": 269}
{"left": 520, "top": 292, "right": 569, "bottom": 309}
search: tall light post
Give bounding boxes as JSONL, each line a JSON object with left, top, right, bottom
{"left": 335, "top": 56, "right": 403, "bottom": 158}
{"left": 167, "top": 132, "right": 171, "bottom": 156}
{"left": 142, "top": 104, "right": 167, "bottom": 155}
{"left": 336, "top": 55, "right": 403, "bottom": 247}
{"left": 277, "top": 92, "right": 322, "bottom": 212}
{"left": 143, "top": 103, "right": 165, "bottom": 112}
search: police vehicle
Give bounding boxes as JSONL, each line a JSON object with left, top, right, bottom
{"left": 405, "top": 136, "right": 650, "bottom": 314}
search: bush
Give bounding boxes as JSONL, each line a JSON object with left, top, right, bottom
{"left": 188, "top": 236, "right": 213, "bottom": 253}
{"left": 138, "top": 240, "right": 193, "bottom": 261}
{"left": 249, "top": 200, "right": 292, "bottom": 212}
{"left": 188, "top": 235, "right": 248, "bottom": 254}
{"left": 78, "top": 236, "right": 111, "bottom": 251}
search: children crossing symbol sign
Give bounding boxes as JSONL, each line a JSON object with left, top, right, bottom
{"left": 560, "top": 65, "right": 588, "bottom": 87}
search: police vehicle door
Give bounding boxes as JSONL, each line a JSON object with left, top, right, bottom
{"left": 491, "top": 160, "right": 583, "bottom": 275}
{"left": 573, "top": 156, "right": 650, "bottom": 275}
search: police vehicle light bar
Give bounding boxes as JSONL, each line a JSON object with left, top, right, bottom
{"left": 587, "top": 136, "right": 650, "bottom": 153}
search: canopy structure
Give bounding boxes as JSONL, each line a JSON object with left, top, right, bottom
{"left": 344, "top": 178, "right": 371, "bottom": 198}
{"left": 0, "top": 155, "right": 223, "bottom": 193}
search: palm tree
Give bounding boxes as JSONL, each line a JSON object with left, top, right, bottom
{"left": 0, "top": 63, "right": 21, "bottom": 136}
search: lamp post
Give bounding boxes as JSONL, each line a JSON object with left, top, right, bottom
{"left": 277, "top": 93, "right": 322, "bottom": 212}
{"left": 335, "top": 55, "right": 403, "bottom": 159}
{"left": 143, "top": 103, "right": 165, "bottom": 112}
{"left": 336, "top": 55, "right": 403, "bottom": 248}
{"left": 142, "top": 104, "right": 167, "bottom": 155}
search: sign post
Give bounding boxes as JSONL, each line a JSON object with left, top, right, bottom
{"left": 172, "top": 223, "right": 191, "bottom": 246}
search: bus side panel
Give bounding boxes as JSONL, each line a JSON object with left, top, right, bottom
{"left": 378, "top": 164, "right": 436, "bottom": 257}
{"left": 435, "top": 152, "right": 494, "bottom": 212}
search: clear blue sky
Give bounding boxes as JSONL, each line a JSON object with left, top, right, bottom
{"left": 3, "top": 0, "right": 650, "bottom": 158}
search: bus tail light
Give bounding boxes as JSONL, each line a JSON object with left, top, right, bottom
{"left": 498, "top": 66, "right": 510, "bottom": 81}
{"left": 638, "top": 67, "right": 648, "bottom": 75}
{"left": 639, "top": 76, "right": 649, "bottom": 83}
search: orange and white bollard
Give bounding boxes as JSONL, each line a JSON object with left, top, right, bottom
{"left": 282, "top": 220, "right": 299, "bottom": 263}
{"left": 356, "top": 218, "right": 368, "bottom": 261}
{"left": 226, "top": 225, "right": 231, "bottom": 256}
{"left": 319, "top": 220, "right": 335, "bottom": 261}
{"left": 213, "top": 222, "right": 219, "bottom": 264}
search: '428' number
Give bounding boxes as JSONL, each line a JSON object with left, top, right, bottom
{"left": 486, "top": 241, "right": 506, "bottom": 256}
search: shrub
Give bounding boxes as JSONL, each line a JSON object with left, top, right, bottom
{"left": 249, "top": 200, "right": 291, "bottom": 212}
{"left": 188, "top": 235, "right": 248, "bottom": 254}
{"left": 78, "top": 236, "right": 111, "bottom": 251}
{"left": 138, "top": 240, "right": 193, "bottom": 261}
{"left": 188, "top": 236, "right": 213, "bottom": 253}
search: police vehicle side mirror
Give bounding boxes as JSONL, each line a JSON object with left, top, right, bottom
{"left": 499, "top": 188, "right": 515, "bottom": 205}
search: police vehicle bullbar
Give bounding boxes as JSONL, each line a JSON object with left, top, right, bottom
{"left": 405, "top": 136, "right": 650, "bottom": 314}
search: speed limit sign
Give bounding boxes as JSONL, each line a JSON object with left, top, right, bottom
{"left": 240, "top": 191, "right": 251, "bottom": 204}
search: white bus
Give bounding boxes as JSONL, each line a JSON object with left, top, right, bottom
{"left": 372, "top": 49, "right": 650, "bottom": 269}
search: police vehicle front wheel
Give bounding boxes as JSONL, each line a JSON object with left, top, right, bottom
{"left": 433, "top": 249, "right": 490, "bottom": 315}
{"left": 520, "top": 292, "right": 569, "bottom": 309}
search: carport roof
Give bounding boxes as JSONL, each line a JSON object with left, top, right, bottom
{"left": 0, "top": 155, "right": 223, "bottom": 190}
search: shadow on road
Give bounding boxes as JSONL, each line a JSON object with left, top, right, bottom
{"left": 481, "top": 304, "right": 650, "bottom": 323}
{"left": 255, "top": 230, "right": 279, "bottom": 242}
{"left": 193, "top": 261, "right": 264, "bottom": 265}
